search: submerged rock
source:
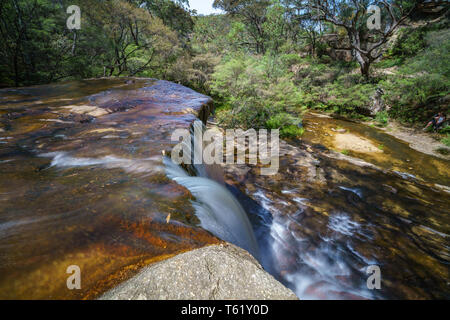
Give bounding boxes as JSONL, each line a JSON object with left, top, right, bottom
{"left": 99, "top": 243, "right": 298, "bottom": 300}
{"left": 334, "top": 133, "right": 383, "bottom": 153}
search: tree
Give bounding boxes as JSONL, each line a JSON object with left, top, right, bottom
{"left": 0, "top": 0, "right": 184, "bottom": 86}
{"left": 283, "top": 0, "right": 325, "bottom": 56}
{"left": 137, "top": 0, "right": 195, "bottom": 43}
{"left": 213, "top": 0, "right": 272, "bottom": 54}
{"left": 263, "top": 1, "right": 290, "bottom": 54}
{"left": 84, "top": 0, "right": 180, "bottom": 77}
{"left": 0, "top": 0, "right": 68, "bottom": 86}
{"left": 303, "top": 0, "right": 417, "bottom": 78}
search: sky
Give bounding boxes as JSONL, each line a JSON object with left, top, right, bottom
{"left": 188, "top": 0, "right": 223, "bottom": 15}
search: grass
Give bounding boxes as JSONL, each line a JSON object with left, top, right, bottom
{"left": 441, "top": 134, "right": 450, "bottom": 147}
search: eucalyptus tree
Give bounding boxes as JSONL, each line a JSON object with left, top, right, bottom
{"left": 213, "top": 0, "right": 272, "bottom": 54}
{"left": 303, "top": 0, "right": 417, "bottom": 78}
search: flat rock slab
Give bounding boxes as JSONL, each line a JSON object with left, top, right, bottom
{"left": 100, "top": 244, "right": 298, "bottom": 300}
{"left": 334, "top": 133, "right": 382, "bottom": 153}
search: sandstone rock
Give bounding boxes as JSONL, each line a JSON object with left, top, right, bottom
{"left": 331, "top": 128, "right": 347, "bottom": 133}
{"left": 334, "top": 133, "right": 383, "bottom": 153}
{"left": 369, "top": 88, "right": 385, "bottom": 116}
{"left": 100, "top": 244, "right": 298, "bottom": 300}
{"left": 61, "top": 105, "right": 110, "bottom": 117}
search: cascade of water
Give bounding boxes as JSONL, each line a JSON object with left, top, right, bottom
{"left": 164, "top": 121, "right": 260, "bottom": 259}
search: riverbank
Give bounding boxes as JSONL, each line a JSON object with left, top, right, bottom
{"left": 377, "top": 120, "right": 449, "bottom": 160}
{"left": 310, "top": 112, "right": 450, "bottom": 160}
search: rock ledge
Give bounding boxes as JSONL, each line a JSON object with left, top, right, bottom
{"left": 100, "top": 244, "right": 298, "bottom": 300}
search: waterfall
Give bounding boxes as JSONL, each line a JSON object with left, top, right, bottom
{"left": 164, "top": 121, "right": 260, "bottom": 260}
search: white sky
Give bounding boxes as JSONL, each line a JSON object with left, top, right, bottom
{"left": 188, "top": 0, "right": 223, "bottom": 15}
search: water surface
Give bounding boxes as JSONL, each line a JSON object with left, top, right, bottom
{"left": 0, "top": 79, "right": 219, "bottom": 299}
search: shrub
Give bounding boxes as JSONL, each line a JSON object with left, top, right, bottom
{"left": 378, "top": 29, "right": 450, "bottom": 122}
{"left": 210, "top": 54, "right": 305, "bottom": 135}
{"left": 266, "top": 112, "right": 304, "bottom": 138}
{"left": 375, "top": 111, "right": 389, "bottom": 127}
{"left": 280, "top": 54, "right": 303, "bottom": 68}
{"left": 442, "top": 135, "right": 450, "bottom": 147}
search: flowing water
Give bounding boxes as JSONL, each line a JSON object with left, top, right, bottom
{"left": 220, "top": 113, "right": 450, "bottom": 300}
{"left": 0, "top": 79, "right": 219, "bottom": 299}
{"left": 0, "top": 80, "right": 449, "bottom": 300}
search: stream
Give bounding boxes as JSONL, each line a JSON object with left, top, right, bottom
{"left": 219, "top": 113, "right": 450, "bottom": 299}
{"left": 0, "top": 80, "right": 449, "bottom": 300}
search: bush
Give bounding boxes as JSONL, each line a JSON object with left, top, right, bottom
{"left": 280, "top": 54, "right": 303, "bottom": 68}
{"left": 442, "top": 135, "right": 450, "bottom": 147}
{"left": 375, "top": 111, "right": 389, "bottom": 127}
{"left": 306, "top": 76, "right": 376, "bottom": 116}
{"left": 210, "top": 54, "right": 305, "bottom": 135}
{"left": 388, "top": 27, "right": 427, "bottom": 60}
{"left": 380, "top": 28, "right": 450, "bottom": 123}
{"left": 382, "top": 73, "right": 449, "bottom": 122}
{"left": 439, "top": 125, "right": 450, "bottom": 135}
{"left": 266, "top": 113, "right": 304, "bottom": 138}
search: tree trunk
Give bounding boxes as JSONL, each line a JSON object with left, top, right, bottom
{"left": 360, "top": 59, "right": 370, "bottom": 79}
{"left": 71, "top": 31, "right": 77, "bottom": 55}
{"left": 13, "top": 52, "right": 19, "bottom": 87}
{"left": 352, "top": 36, "right": 371, "bottom": 79}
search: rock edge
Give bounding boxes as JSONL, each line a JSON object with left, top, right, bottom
{"left": 99, "top": 243, "right": 298, "bottom": 300}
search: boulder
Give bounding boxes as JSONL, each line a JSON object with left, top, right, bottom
{"left": 369, "top": 88, "right": 386, "bottom": 116}
{"left": 99, "top": 243, "right": 298, "bottom": 300}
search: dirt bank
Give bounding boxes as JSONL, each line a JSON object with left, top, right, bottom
{"left": 374, "top": 120, "right": 450, "bottom": 160}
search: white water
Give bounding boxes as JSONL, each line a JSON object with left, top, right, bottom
{"left": 256, "top": 189, "right": 376, "bottom": 300}
{"left": 164, "top": 157, "right": 260, "bottom": 259}
{"left": 163, "top": 120, "right": 260, "bottom": 259}
{"left": 40, "top": 152, "right": 163, "bottom": 174}
{"left": 163, "top": 120, "right": 373, "bottom": 299}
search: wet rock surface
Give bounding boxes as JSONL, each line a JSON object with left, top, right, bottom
{"left": 214, "top": 115, "right": 449, "bottom": 300}
{"left": 100, "top": 243, "right": 298, "bottom": 300}
{"left": 0, "top": 78, "right": 219, "bottom": 299}
{"left": 1, "top": 78, "right": 449, "bottom": 300}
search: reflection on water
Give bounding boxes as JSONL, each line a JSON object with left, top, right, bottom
{"left": 302, "top": 113, "right": 450, "bottom": 186}
{"left": 0, "top": 79, "right": 219, "bottom": 299}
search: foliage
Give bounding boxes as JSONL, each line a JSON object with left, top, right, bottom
{"left": 0, "top": 0, "right": 188, "bottom": 86}
{"left": 0, "top": 0, "right": 448, "bottom": 136}
{"left": 380, "top": 29, "right": 450, "bottom": 123}
{"left": 375, "top": 111, "right": 389, "bottom": 127}
{"left": 210, "top": 54, "right": 305, "bottom": 136}
{"left": 266, "top": 112, "right": 305, "bottom": 138}
{"left": 441, "top": 135, "right": 450, "bottom": 147}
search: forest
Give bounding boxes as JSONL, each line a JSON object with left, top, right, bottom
{"left": 0, "top": 0, "right": 449, "bottom": 139}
